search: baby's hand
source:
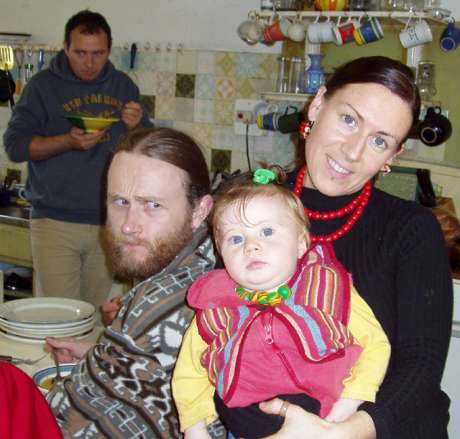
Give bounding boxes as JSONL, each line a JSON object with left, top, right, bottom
{"left": 325, "top": 398, "right": 364, "bottom": 423}
{"left": 184, "top": 420, "right": 212, "bottom": 439}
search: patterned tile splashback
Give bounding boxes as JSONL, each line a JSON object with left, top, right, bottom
{"left": 0, "top": 48, "right": 301, "bottom": 181}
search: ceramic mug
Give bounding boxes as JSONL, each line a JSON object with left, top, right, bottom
{"left": 237, "top": 18, "right": 264, "bottom": 45}
{"left": 418, "top": 106, "right": 452, "bottom": 147}
{"left": 307, "top": 18, "right": 336, "bottom": 44}
{"left": 288, "top": 20, "right": 306, "bottom": 42}
{"left": 399, "top": 19, "right": 432, "bottom": 48}
{"left": 353, "top": 17, "right": 384, "bottom": 45}
{"left": 257, "top": 112, "right": 281, "bottom": 131}
{"left": 277, "top": 111, "right": 303, "bottom": 134}
{"left": 262, "top": 17, "right": 290, "bottom": 43}
{"left": 439, "top": 22, "right": 460, "bottom": 52}
{"left": 333, "top": 18, "right": 359, "bottom": 45}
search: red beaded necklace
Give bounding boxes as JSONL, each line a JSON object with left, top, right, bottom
{"left": 293, "top": 166, "right": 372, "bottom": 243}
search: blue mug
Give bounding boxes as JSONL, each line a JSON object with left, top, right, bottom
{"left": 440, "top": 22, "right": 460, "bottom": 52}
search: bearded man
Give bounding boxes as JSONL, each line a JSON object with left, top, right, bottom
{"left": 45, "top": 128, "right": 225, "bottom": 439}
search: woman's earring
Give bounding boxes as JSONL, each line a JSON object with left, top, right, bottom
{"left": 299, "top": 120, "right": 314, "bottom": 139}
{"left": 381, "top": 163, "right": 392, "bottom": 175}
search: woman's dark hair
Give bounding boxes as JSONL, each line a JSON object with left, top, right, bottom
{"left": 116, "top": 128, "right": 210, "bottom": 207}
{"left": 65, "top": 10, "right": 112, "bottom": 49}
{"left": 325, "top": 56, "right": 421, "bottom": 130}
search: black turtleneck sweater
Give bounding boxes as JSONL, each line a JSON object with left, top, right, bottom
{"left": 286, "top": 173, "right": 453, "bottom": 439}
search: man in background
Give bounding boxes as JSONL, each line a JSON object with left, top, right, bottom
{"left": 46, "top": 128, "right": 225, "bottom": 439}
{"left": 3, "top": 10, "right": 151, "bottom": 314}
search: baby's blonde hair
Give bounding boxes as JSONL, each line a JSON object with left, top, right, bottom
{"left": 211, "top": 167, "right": 310, "bottom": 252}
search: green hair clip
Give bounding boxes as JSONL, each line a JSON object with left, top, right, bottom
{"left": 253, "top": 168, "right": 276, "bottom": 185}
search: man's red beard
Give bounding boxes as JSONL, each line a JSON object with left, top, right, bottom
{"left": 104, "top": 219, "right": 194, "bottom": 282}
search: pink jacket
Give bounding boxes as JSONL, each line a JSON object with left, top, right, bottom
{"left": 188, "top": 243, "right": 363, "bottom": 417}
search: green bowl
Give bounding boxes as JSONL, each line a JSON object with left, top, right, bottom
{"left": 65, "top": 114, "right": 120, "bottom": 133}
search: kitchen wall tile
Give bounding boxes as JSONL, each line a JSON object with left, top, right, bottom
{"left": 195, "top": 74, "right": 216, "bottom": 100}
{"left": 155, "top": 71, "right": 176, "bottom": 97}
{"left": 211, "top": 148, "right": 232, "bottom": 173}
{"left": 194, "top": 99, "right": 214, "bottom": 124}
{"left": 231, "top": 149, "right": 252, "bottom": 173}
{"left": 152, "top": 119, "right": 173, "bottom": 128}
{"left": 215, "top": 52, "right": 237, "bottom": 77}
{"left": 255, "top": 78, "right": 276, "bottom": 96}
{"left": 176, "top": 74, "right": 196, "bottom": 99}
{"left": 235, "top": 78, "right": 257, "bottom": 99}
{"left": 137, "top": 50, "right": 158, "bottom": 72}
{"left": 215, "top": 77, "right": 236, "bottom": 100}
{"left": 259, "top": 54, "right": 279, "bottom": 80}
{"left": 156, "top": 51, "right": 177, "bottom": 72}
{"left": 177, "top": 51, "right": 197, "bottom": 74}
{"left": 236, "top": 53, "right": 260, "bottom": 78}
{"left": 213, "top": 99, "right": 234, "bottom": 126}
{"left": 137, "top": 71, "right": 157, "bottom": 96}
{"left": 172, "top": 121, "right": 195, "bottom": 138}
{"left": 175, "top": 97, "right": 194, "bottom": 122}
{"left": 192, "top": 123, "right": 214, "bottom": 151}
{"left": 140, "top": 95, "right": 156, "bottom": 118}
{"left": 155, "top": 96, "right": 176, "bottom": 120}
{"left": 214, "top": 126, "right": 237, "bottom": 150}
{"left": 197, "top": 51, "right": 215, "bottom": 74}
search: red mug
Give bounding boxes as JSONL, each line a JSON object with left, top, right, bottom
{"left": 262, "top": 17, "right": 290, "bottom": 43}
{"left": 334, "top": 20, "right": 358, "bottom": 45}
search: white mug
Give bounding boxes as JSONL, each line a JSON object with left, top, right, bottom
{"left": 399, "top": 19, "right": 432, "bottom": 48}
{"left": 288, "top": 21, "right": 306, "bottom": 42}
{"left": 307, "top": 19, "right": 336, "bottom": 44}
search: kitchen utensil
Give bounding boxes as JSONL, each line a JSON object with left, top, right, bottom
{"left": 37, "top": 48, "right": 45, "bottom": 71}
{"left": 24, "top": 47, "right": 34, "bottom": 84}
{"left": 128, "top": 43, "right": 139, "bottom": 85}
{"left": 65, "top": 114, "right": 120, "bottom": 133}
{"left": 52, "top": 352, "right": 63, "bottom": 389}
{"left": 14, "top": 47, "right": 24, "bottom": 95}
{"left": 33, "top": 363, "right": 75, "bottom": 392}
{"left": 0, "top": 45, "right": 15, "bottom": 107}
{"left": 0, "top": 353, "right": 46, "bottom": 365}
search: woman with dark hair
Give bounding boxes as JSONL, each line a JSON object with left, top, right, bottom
{"left": 259, "top": 56, "right": 452, "bottom": 438}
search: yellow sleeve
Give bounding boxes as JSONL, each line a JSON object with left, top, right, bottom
{"left": 171, "top": 317, "right": 218, "bottom": 432}
{"left": 341, "top": 286, "right": 391, "bottom": 402}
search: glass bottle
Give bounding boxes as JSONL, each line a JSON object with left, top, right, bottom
{"left": 380, "top": 0, "right": 405, "bottom": 10}
{"left": 416, "top": 61, "right": 437, "bottom": 103}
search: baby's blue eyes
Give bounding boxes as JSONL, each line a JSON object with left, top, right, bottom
{"left": 262, "top": 227, "right": 273, "bottom": 237}
{"left": 230, "top": 235, "right": 244, "bottom": 245}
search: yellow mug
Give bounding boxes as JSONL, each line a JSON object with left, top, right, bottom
{"left": 314, "top": 0, "right": 347, "bottom": 10}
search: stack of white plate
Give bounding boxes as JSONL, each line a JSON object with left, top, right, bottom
{"left": 0, "top": 298, "right": 95, "bottom": 343}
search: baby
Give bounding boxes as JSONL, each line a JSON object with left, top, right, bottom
{"left": 172, "top": 168, "right": 390, "bottom": 439}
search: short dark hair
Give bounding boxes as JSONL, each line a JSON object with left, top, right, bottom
{"left": 65, "top": 9, "right": 112, "bottom": 49}
{"left": 325, "top": 56, "right": 421, "bottom": 137}
{"left": 115, "top": 128, "right": 211, "bottom": 207}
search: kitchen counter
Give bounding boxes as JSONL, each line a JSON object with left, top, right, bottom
{"left": 0, "top": 206, "right": 30, "bottom": 228}
{"left": 0, "top": 206, "right": 32, "bottom": 269}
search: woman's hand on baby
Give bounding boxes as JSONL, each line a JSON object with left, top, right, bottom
{"left": 44, "top": 337, "right": 93, "bottom": 363}
{"left": 184, "top": 421, "right": 212, "bottom": 439}
{"left": 259, "top": 398, "right": 334, "bottom": 439}
{"left": 325, "top": 398, "right": 364, "bottom": 423}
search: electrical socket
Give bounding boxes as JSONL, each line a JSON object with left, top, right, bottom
{"left": 234, "top": 99, "right": 264, "bottom": 136}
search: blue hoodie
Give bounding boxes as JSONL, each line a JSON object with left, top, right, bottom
{"left": 4, "top": 50, "right": 151, "bottom": 224}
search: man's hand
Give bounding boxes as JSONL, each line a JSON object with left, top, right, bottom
{"left": 121, "top": 101, "right": 143, "bottom": 130}
{"left": 100, "top": 296, "right": 122, "bottom": 326}
{"left": 44, "top": 337, "right": 93, "bottom": 363}
{"left": 68, "top": 127, "right": 107, "bottom": 151}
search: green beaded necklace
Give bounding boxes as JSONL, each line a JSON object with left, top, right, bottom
{"left": 235, "top": 284, "right": 291, "bottom": 306}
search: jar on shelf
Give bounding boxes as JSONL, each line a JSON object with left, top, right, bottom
{"left": 416, "top": 61, "right": 437, "bottom": 102}
{"left": 274, "top": 0, "right": 304, "bottom": 10}
{"left": 349, "top": 0, "right": 380, "bottom": 10}
{"left": 288, "top": 57, "right": 306, "bottom": 93}
{"left": 379, "top": 0, "right": 404, "bottom": 10}
{"left": 276, "top": 56, "right": 291, "bottom": 93}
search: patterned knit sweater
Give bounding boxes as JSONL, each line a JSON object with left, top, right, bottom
{"left": 48, "top": 225, "right": 225, "bottom": 439}
{"left": 287, "top": 174, "right": 453, "bottom": 439}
